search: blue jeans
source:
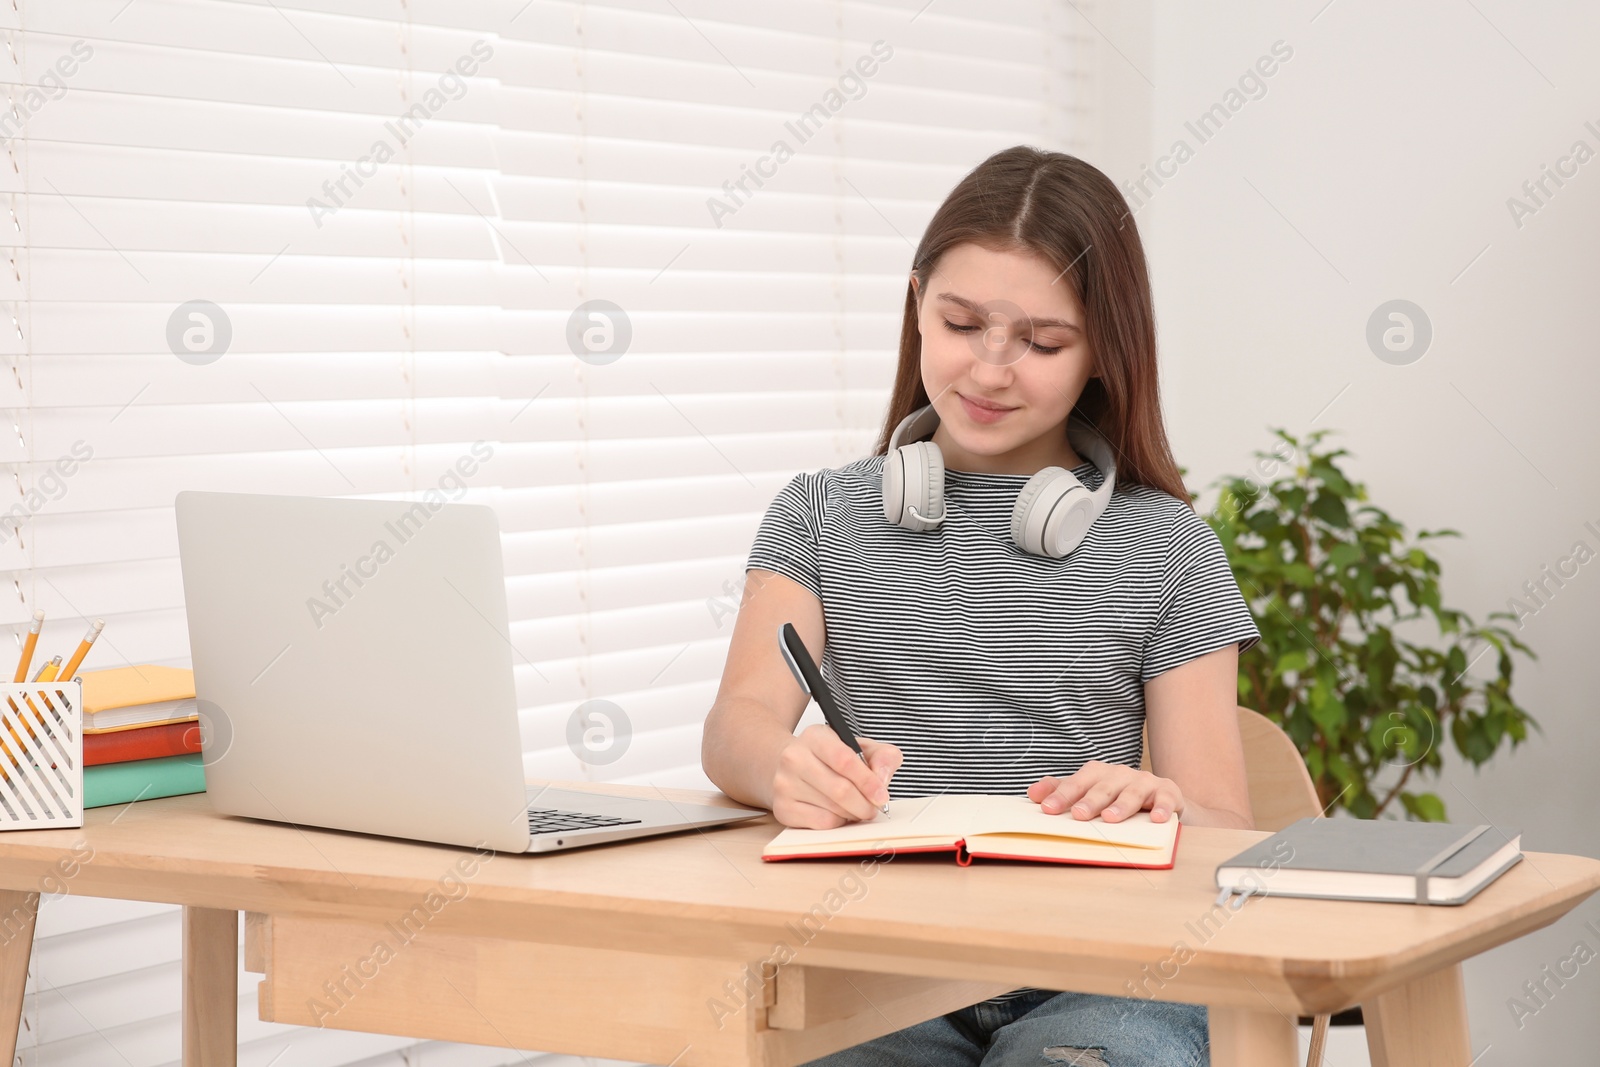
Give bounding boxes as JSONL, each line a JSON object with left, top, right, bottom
{"left": 799, "top": 988, "right": 1208, "bottom": 1067}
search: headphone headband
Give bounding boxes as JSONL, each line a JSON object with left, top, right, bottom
{"left": 887, "top": 403, "right": 942, "bottom": 454}
{"left": 889, "top": 404, "right": 1115, "bottom": 486}
{"left": 881, "top": 402, "right": 1117, "bottom": 558}
{"left": 1065, "top": 413, "right": 1117, "bottom": 509}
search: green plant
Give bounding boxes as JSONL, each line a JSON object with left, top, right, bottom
{"left": 1196, "top": 428, "right": 1539, "bottom": 821}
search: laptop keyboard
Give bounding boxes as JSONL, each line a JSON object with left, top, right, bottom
{"left": 527, "top": 807, "right": 644, "bottom": 836}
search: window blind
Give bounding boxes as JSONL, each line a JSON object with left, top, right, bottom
{"left": 4, "top": 1, "right": 1095, "bottom": 1064}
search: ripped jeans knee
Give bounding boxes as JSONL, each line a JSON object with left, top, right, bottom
{"left": 989, "top": 992, "right": 1208, "bottom": 1067}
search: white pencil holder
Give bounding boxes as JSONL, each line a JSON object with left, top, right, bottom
{"left": 0, "top": 679, "right": 83, "bottom": 829}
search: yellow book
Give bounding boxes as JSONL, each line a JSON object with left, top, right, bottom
{"left": 79, "top": 665, "right": 197, "bottom": 734}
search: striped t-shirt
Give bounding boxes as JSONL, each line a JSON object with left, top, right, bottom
{"left": 747, "top": 452, "right": 1260, "bottom": 796}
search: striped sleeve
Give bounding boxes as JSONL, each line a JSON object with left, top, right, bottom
{"left": 1140, "top": 506, "right": 1261, "bottom": 682}
{"left": 745, "top": 471, "right": 826, "bottom": 600}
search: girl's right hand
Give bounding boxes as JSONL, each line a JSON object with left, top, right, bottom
{"left": 771, "top": 724, "right": 901, "bottom": 829}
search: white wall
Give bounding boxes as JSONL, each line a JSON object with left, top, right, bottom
{"left": 1131, "top": 1, "right": 1600, "bottom": 1060}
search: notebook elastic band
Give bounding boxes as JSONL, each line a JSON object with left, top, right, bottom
{"left": 1414, "top": 823, "right": 1492, "bottom": 904}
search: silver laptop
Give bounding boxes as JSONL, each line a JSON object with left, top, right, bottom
{"left": 173, "top": 490, "right": 765, "bottom": 854}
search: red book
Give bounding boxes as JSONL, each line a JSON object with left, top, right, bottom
{"left": 83, "top": 720, "right": 202, "bottom": 767}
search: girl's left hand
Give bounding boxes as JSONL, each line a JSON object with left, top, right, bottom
{"left": 1027, "top": 760, "right": 1184, "bottom": 823}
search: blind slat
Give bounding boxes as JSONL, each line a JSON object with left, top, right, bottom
{"left": 8, "top": 2, "right": 1092, "bottom": 1060}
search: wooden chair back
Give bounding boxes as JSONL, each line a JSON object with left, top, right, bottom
{"left": 1139, "top": 706, "right": 1321, "bottom": 831}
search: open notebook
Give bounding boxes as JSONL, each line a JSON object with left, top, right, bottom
{"left": 762, "top": 793, "right": 1181, "bottom": 868}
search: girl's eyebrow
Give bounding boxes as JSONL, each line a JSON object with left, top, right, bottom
{"left": 935, "top": 292, "right": 1082, "bottom": 334}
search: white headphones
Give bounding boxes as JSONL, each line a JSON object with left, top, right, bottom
{"left": 881, "top": 403, "right": 1117, "bottom": 559}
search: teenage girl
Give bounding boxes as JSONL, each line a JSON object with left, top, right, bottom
{"left": 701, "top": 145, "right": 1261, "bottom": 1067}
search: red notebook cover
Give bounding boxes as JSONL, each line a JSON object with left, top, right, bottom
{"left": 761, "top": 796, "right": 1183, "bottom": 867}
{"left": 84, "top": 720, "right": 202, "bottom": 767}
{"left": 762, "top": 822, "right": 1181, "bottom": 868}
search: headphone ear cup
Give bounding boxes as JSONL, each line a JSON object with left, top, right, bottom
{"left": 1012, "top": 467, "right": 1093, "bottom": 558}
{"left": 1042, "top": 493, "right": 1096, "bottom": 558}
{"left": 906, "top": 441, "right": 944, "bottom": 531}
{"left": 882, "top": 447, "right": 907, "bottom": 525}
{"left": 883, "top": 441, "right": 944, "bottom": 531}
{"left": 1010, "top": 469, "right": 1050, "bottom": 547}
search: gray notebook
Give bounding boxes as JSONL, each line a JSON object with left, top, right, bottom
{"left": 1215, "top": 817, "right": 1522, "bottom": 906}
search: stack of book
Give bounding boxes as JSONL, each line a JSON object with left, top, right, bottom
{"left": 81, "top": 665, "right": 207, "bottom": 808}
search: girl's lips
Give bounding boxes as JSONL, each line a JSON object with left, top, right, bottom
{"left": 959, "top": 393, "right": 1016, "bottom": 424}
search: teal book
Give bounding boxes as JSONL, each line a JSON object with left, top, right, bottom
{"left": 83, "top": 753, "right": 206, "bottom": 809}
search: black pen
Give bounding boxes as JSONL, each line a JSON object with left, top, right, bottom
{"left": 777, "top": 622, "right": 890, "bottom": 818}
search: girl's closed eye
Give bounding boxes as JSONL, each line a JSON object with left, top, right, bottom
{"left": 939, "top": 318, "right": 1062, "bottom": 355}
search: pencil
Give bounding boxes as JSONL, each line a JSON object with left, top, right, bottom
{"left": 4, "top": 654, "right": 59, "bottom": 763}
{"left": 0, "top": 655, "right": 47, "bottom": 755}
{"left": 60, "top": 619, "right": 103, "bottom": 681}
{"left": 30, "top": 655, "right": 68, "bottom": 729}
{"left": 4, "top": 604, "right": 46, "bottom": 764}
{"left": 17, "top": 654, "right": 64, "bottom": 734}
{"left": 27, "top": 655, "right": 66, "bottom": 730}
{"left": 13, "top": 609, "right": 43, "bottom": 683}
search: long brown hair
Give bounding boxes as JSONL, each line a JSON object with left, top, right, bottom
{"left": 872, "top": 145, "right": 1189, "bottom": 504}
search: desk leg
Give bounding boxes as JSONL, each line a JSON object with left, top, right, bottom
{"left": 1209, "top": 1005, "right": 1297, "bottom": 1066}
{"left": 183, "top": 906, "right": 238, "bottom": 1067}
{"left": 0, "top": 890, "right": 39, "bottom": 1065}
{"left": 1362, "top": 963, "right": 1471, "bottom": 1067}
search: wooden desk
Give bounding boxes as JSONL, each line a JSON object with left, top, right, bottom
{"left": 0, "top": 782, "right": 1595, "bottom": 1067}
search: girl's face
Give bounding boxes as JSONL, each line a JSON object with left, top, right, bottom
{"left": 910, "top": 241, "right": 1096, "bottom": 474}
